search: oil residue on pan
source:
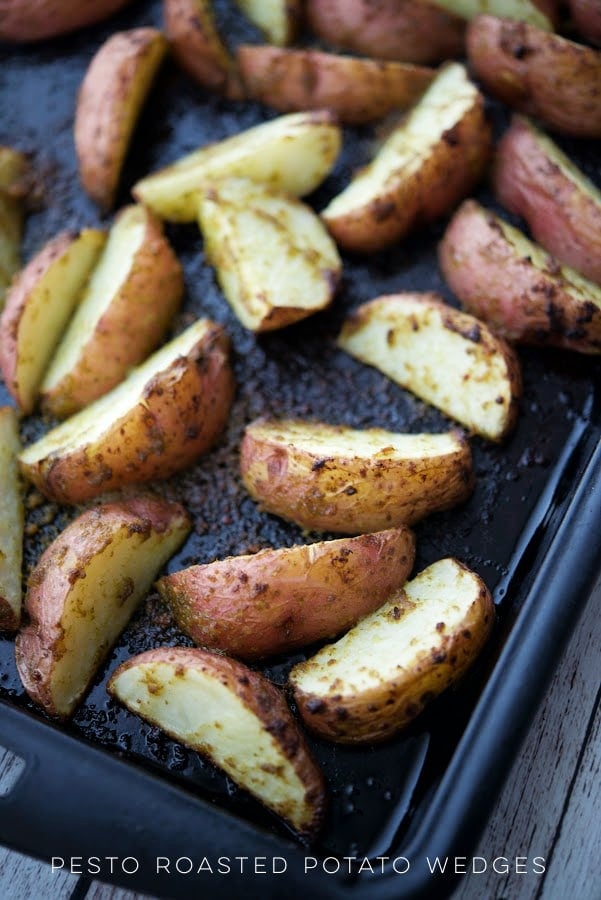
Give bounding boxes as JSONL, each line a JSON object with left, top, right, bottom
{"left": 1, "top": 0, "right": 600, "bottom": 861}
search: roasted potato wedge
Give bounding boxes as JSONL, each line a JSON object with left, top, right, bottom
{"left": 467, "top": 15, "right": 601, "bottom": 138}
{"left": 157, "top": 527, "right": 415, "bottom": 660}
{"left": 0, "top": 407, "right": 23, "bottom": 632}
{"left": 75, "top": 28, "right": 168, "bottom": 211}
{"left": 321, "top": 63, "right": 490, "bottom": 254}
{"left": 0, "top": 147, "right": 29, "bottom": 306}
{"left": 235, "top": 0, "right": 301, "bottom": 46}
{"left": 198, "top": 177, "right": 341, "bottom": 332}
{"left": 132, "top": 110, "right": 341, "bottom": 223}
{"left": 569, "top": 0, "right": 601, "bottom": 46}
{"left": 439, "top": 200, "right": 601, "bottom": 355}
{"left": 237, "top": 46, "right": 434, "bottom": 125}
{"left": 40, "top": 205, "right": 183, "bottom": 418}
{"left": 0, "top": 0, "right": 134, "bottom": 42}
{"left": 241, "top": 419, "right": 474, "bottom": 533}
{"left": 428, "top": 0, "right": 555, "bottom": 28}
{"left": 337, "top": 293, "right": 522, "bottom": 442}
{"left": 306, "top": 0, "right": 465, "bottom": 65}
{"left": 290, "top": 558, "right": 494, "bottom": 744}
{"left": 493, "top": 117, "right": 601, "bottom": 286}
{"left": 108, "top": 647, "right": 326, "bottom": 837}
{"left": 164, "top": 0, "right": 243, "bottom": 99}
{"left": 16, "top": 498, "right": 190, "bottom": 719}
{"left": 0, "top": 229, "right": 106, "bottom": 415}
{"left": 19, "top": 318, "right": 234, "bottom": 504}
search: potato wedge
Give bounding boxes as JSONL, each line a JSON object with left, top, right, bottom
{"left": 321, "top": 63, "right": 490, "bottom": 254}
{"left": 40, "top": 206, "right": 183, "bottom": 418}
{"left": 306, "top": 0, "right": 465, "bottom": 65}
{"left": 234, "top": 0, "right": 301, "bottom": 46}
{"left": 241, "top": 420, "right": 474, "bottom": 533}
{"left": 133, "top": 110, "right": 341, "bottom": 223}
{"left": 569, "top": 0, "right": 601, "bottom": 46}
{"left": 466, "top": 15, "right": 601, "bottom": 138}
{"left": 0, "top": 407, "right": 23, "bottom": 631}
{"left": 163, "top": 0, "right": 243, "bottom": 99}
{"left": 198, "top": 177, "right": 341, "bottom": 332}
{"left": 108, "top": 647, "right": 326, "bottom": 837}
{"left": 237, "top": 46, "right": 434, "bottom": 125}
{"left": 19, "top": 318, "right": 234, "bottom": 504}
{"left": 337, "top": 293, "right": 522, "bottom": 442}
{"left": 0, "top": 229, "right": 106, "bottom": 415}
{"left": 493, "top": 117, "right": 601, "bottom": 286}
{"left": 0, "top": 147, "right": 29, "bottom": 307}
{"left": 439, "top": 200, "right": 601, "bottom": 355}
{"left": 75, "top": 28, "right": 168, "bottom": 211}
{"left": 428, "top": 0, "right": 555, "bottom": 29}
{"left": 15, "top": 498, "right": 191, "bottom": 719}
{"left": 157, "top": 527, "right": 415, "bottom": 660}
{"left": 290, "top": 558, "right": 494, "bottom": 744}
{"left": 0, "top": 0, "right": 134, "bottom": 42}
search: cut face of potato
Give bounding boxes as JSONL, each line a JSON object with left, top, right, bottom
{"left": 133, "top": 110, "right": 341, "bottom": 222}
{"left": 0, "top": 147, "right": 29, "bottom": 306}
{"left": 198, "top": 177, "right": 341, "bottom": 332}
{"left": 0, "top": 229, "right": 106, "bottom": 415}
{"left": 439, "top": 200, "right": 601, "bottom": 355}
{"left": 237, "top": 46, "right": 434, "bottom": 125}
{"left": 19, "top": 318, "right": 234, "bottom": 504}
{"left": 429, "top": 0, "right": 553, "bottom": 29}
{"left": 108, "top": 647, "right": 326, "bottom": 837}
{"left": 493, "top": 116, "right": 601, "bottom": 286}
{"left": 75, "top": 28, "right": 168, "bottom": 211}
{"left": 15, "top": 498, "right": 191, "bottom": 719}
{"left": 337, "top": 293, "right": 522, "bottom": 442}
{"left": 157, "top": 527, "right": 415, "bottom": 660}
{"left": 235, "top": 0, "right": 300, "bottom": 45}
{"left": 321, "top": 63, "right": 490, "bottom": 254}
{"left": 241, "top": 419, "right": 474, "bottom": 533}
{"left": 0, "top": 0, "right": 135, "bottom": 42}
{"left": 0, "top": 407, "right": 23, "bottom": 631}
{"left": 290, "top": 558, "right": 494, "bottom": 743}
{"left": 40, "top": 205, "right": 183, "bottom": 418}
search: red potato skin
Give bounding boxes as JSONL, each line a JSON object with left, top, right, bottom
{"left": 439, "top": 200, "right": 601, "bottom": 354}
{"left": 306, "top": 0, "right": 465, "bottom": 65}
{"left": 570, "top": 0, "right": 601, "bottom": 46}
{"left": 467, "top": 15, "right": 601, "bottom": 138}
{"left": 494, "top": 117, "right": 601, "bottom": 285}
{"left": 0, "top": 0, "right": 134, "bottom": 42}
{"left": 157, "top": 527, "right": 416, "bottom": 660}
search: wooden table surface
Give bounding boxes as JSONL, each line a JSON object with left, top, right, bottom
{"left": 1, "top": 579, "right": 599, "bottom": 900}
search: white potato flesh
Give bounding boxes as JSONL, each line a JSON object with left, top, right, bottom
{"left": 322, "top": 63, "right": 477, "bottom": 219}
{"left": 133, "top": 111, "right": 341, "bottom": 222}
{"left": 0, "top": 408, "right": 23, "bottom": 630}
{"left": 235, "top": 0, "right": 296, "bottom": 45}
{"left": 198, "top": 177, "right": 340, "bottom": 331}
{"left": 430, "top": 0, "right": 551, "bottom": 29}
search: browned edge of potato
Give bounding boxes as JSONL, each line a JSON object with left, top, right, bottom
{"left": 569, "top": 0, "right": 601, "bottom": 45}
{"left": 466, "top": 14, "right": 601, "bottom": 138}
{"left": 157, "top": 527, "right": 416, "bottom": 660}
{"left": 337, "top": 292, "right": 522, "bottom": 442}
{"left": 0, "top": 0, "right": 135, "bottom": 42}
{"left": 75, "top": 28, "right": 168, "bottom": 211}
{"left": 0, "top": 406, "right": 23, "bottom": 631}
{"left": 240, "top": 419, "right": 474, "bottom": 533}
{"left": 493, "top": 116, "right": 601, "bottom": 286}
{"left": 439, "top": 199, "right": 601, "bottom": 354}
{"left": 107, "top": 647, "right": 326, "bottom": 838}
{"left": 18, "top": 318, "right": 235, "bottom": 504}
{"left": 39, "top": 205, "right": 184, "bottom": 418}
{"left": 237, "top": 45, "right": 435, "bottom": 124}
{"left": 15, "top": 497, "right": 191, "bottom": 719}
{"left": 289, "top": 557, "right": 494, "bottom": 744}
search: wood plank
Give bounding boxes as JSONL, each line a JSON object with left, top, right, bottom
{"left": 0, "top": 846, "right": 76, "bottom": 900}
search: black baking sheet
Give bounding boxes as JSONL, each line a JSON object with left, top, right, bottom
{"left": 1, "top": 2, "right": 600, "bottom": 897}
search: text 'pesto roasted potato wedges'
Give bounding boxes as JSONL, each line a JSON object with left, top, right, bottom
{"left": 439, "top": 200, "right": 601, "bottom": 355}
{"left": 157, "top": 527, "right": 415, "bottom": 660}
{"left": 16, "top": 498, "right": 191, "bottom": 719}
{"left": 198, "top": 177, "right": 341, "bottom": 332}
{"left": 133, "top": 110, "right": 341, "bottom": 223}
{"left": 19, "top": 318, "right": 235, "bottom": 504}
{"left": 0, "top": 146, "right": 29, "bottom": 307}
{"left": 493, "top": 117, "right": 601, "bottom": 286}
{"left": 0, "top": 407, "right": 23, "bottom": 631}
{"left": 241, "top": 419, "right": 474, "bottom": 534}
{"left": 338, "top": 293, "right": 522, "bottom": 442}
{"left": 108, "top": 647, "right": 326, "bottom": 838}
{"left": 321, "top": 63, "right": 491, "bottom": 254}
{"left": 0, "top": 0, "right": 135, "bottom": 42}
{"left": 290, "top": 558, "right": 494, "bottom": 744}
{"left": 235, "top": 0, "right": 301, "bottom": 46}
{"left": 39, "top": 205, "right": 183, "bottom": 418}
{"left": 75, "top": 28, "right": 168, "bottom": 211}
